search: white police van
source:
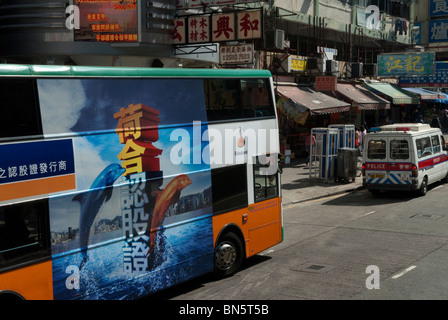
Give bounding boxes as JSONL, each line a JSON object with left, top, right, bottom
{"left": 362, "top": 123, "right": 448, "bottom": 195}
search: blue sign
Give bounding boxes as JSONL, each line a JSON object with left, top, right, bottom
{"left": 429, "top": 20, "right": 448, "bottom": 43}
{"left": 430, "top": 0, "right": 448, "bottom": 17}
{"left": 0, "top": 139, "right": 75, "bottom": 184}
{"left": 398, "top": 62, "right": 448, "bottom": 88}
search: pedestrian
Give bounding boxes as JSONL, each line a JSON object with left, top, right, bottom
{"left": 442, "top": 108, "right": 448, "bottom": 133}
{"left": 305, "top": 133, "right": 316, "bottom": 165}
{"left": 430, "top": 114, "right": 441, "bottom": 129}
{"left": 359, "top": 126, "right": 366, "bottom": 156}
{"left": 355, "top": 128, "right": 359, "bottom": 151}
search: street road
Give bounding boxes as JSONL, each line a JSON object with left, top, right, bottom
{"left": 149, "top": 182, "right": 448, "bottom": 300}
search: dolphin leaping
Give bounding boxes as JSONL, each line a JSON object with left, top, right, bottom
{"left": 73, "top": 163, "right": 125, "bottom": 270}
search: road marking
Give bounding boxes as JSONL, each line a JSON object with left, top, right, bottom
{"left": 391, "top": 266, "right": 416, "bottom": 279}
{"left": 362, "top": 211, "right": 376, "bottom": 217}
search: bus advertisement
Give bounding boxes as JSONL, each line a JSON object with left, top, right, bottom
{"left": 0, "top": 65, "right": 283, "bottom": 300}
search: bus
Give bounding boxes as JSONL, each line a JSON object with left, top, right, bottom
{"left": 0, "top": 64, "right": 283, "bottom": 300}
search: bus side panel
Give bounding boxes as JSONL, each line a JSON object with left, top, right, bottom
{"left": 212, "top": 197, "right": 282, "bottom": 259}
{"left": 213, "top": 207, "right": 249, "bottom": 257}
{"left": 0, "top": 261, "right": 53, "bottom": 300}
{"left": 247, "top": 197, "right": 282, "bottom": 257}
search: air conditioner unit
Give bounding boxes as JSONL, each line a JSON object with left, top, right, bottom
{"left": 347, "top": 62, "right": 363, "bottom": 78}
{"left": 307, "top": 57, "right": 324, "bottom": 75}
{"left": 325, "top": 60, "right": 339, "bottom": 76}
{"left": 274, "top": 29, "right": 285, "bottom": 49}
{"left": 363, "top": 63, "right": 378, "bottom": 77}
{"left": 265, "top": 29, "right": 285, "bottom": 49}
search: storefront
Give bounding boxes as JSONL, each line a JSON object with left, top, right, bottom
{"left": 362, "top": 82, "right": 420, "bottom": 125}
{"left": 328, "top": 82, "right": 391, "bottom": 129}
{"left": 275, "top": 83, "right": 350, "bottom": 158}
{"left": 403, "top": 87, "right": 448, "bottom": 125}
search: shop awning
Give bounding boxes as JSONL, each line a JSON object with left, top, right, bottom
{"left": 363, "top": 82, "right": 420, "bottom": 105}
{"left": 276, "top": 85, "right": 350, "bottom": 115}
{"left": 402, "top": 87, "right": 446, "bottom": 100}
{"left": 333, "top": 83, "right": 390, "bottom": 110}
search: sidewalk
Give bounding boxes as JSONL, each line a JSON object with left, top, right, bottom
{"left": 280, "top": 157, "right": 364, "bottom": 206}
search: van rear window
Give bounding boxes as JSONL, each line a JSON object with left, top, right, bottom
{"left": 367, "top": 139, "right": 386, "bottom": 159}
{"left": 390, "top": 140, "right": 409, "bottom": 159}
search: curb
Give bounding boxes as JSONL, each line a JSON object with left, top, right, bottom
{"left": 282, "top": 185, "right": 365, "bottom": 207}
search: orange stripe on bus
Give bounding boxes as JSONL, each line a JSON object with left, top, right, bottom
{"left": 0, "top": 260, "right": 53, "bottom": 300}
{"left": 0, "top": 174, "right": 76, "bottom": 202}
{"left": 213, "top": 197, "right": 282, "bottom": 259}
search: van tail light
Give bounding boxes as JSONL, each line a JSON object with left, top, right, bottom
{"left": 411, "top": 164, "right": 418, "bottom": 177}
{"left": 362, "top": 163, "right": 365, "bottom": 176}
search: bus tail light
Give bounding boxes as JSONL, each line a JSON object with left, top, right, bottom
{"left": 411, "top": 164, "right": 418, "bottom": 177}
{"left": 362, "top": 163, "right": 365, "bottom": 176}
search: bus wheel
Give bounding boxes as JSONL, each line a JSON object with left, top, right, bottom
{"left": 214, "top": 232, "right": 243, "bottom": 277}
{"left": 418, "top": 177, "right": 428, "bottom": 196}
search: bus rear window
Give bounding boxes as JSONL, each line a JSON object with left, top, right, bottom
{"left": 0, "top": 200, "right": 50, "bottom": 272}
{"left": 0, "top": 79, "right": 42, "bottom": 139}
{"left": 390, "top": 139, "right": 409, "bottom": 159}
{"left": 367, "top": 139, "right": 386, "bottom": 159}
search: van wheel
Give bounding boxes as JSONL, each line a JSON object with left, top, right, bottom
{"left": 418, "top": 177, "right": 428, "bottom": 196}
{"left": 214, "top": 232, "right": 243, "bottom": 277}
{"left": 443, "top": 172, "right": 448, "bottom": 184}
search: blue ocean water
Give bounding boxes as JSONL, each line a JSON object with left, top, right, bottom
{"left": 52, "top": 214, "right": 214, "bottom": 300}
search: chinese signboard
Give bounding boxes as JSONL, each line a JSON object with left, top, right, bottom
{"left": 377, "top": 52, "right": 435, "bottom": 77}
{"left": 176, "top": 0, "right": 260, "bottom": 9}
{"left": 212, "top": 13, "right": 235, "bottom": 42}
{"left": 290, "top": 58, "right": 307, "bottom": 72}
{"left": 429, "top": 20, "right": 448, "bottom": 43}
{"left": 398, "top": 62, "right": 448, "bottom": 88}
{"left": 220, "top": 44, "right": 254, "bottom": 65}
{"left": 188, "top": 15, "right": 210, "bottom": 43}
{"left": 173, "top": 18, "right": 186, "bottom": 44}
{"left": 315, "top": 76, "right": 337, "bottom": 91}
{"left": 430, "top": 0, "right": 448, "bottom": 17}
{"left": 74, "top": 0, "right": 137, "bottom": 42}
{"left": 237, "top": 11, "right": 261, "bottom": 40}
{"left": 0, "top": 139, "right": 76, "bottom": 201}
{"left": 173, "top": 10, "right": 261, "bottom": 44}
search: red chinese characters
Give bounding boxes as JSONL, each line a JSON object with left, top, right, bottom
{"left": 114, "top": 104, "right": 162, "bottom": 176}
{"left": 237, "top": 11, "right": 261, "bottom": 40}
{"left": 173, "top": 18, "right": 186, "bottom": 44}
{"left": 188, "top": 15, "right": 210, "bottom": 43}
{"left": 212, "top": 13, "right": 235, "bottom": 41}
